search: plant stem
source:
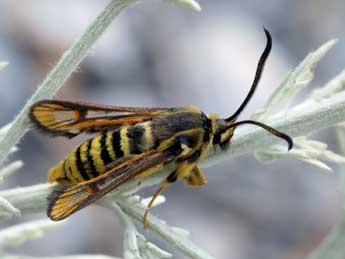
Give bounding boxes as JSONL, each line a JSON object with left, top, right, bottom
{"left": 118, "top": 200, "right": 215, "bottom": 259}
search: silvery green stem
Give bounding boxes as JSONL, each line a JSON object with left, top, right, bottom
{"left": 106, "top": 201, "right": 172, "bottom": 259}
{"left": 312, "top": 69, "right": 345, "bottom": 101}
{"left": 0, "top": 196, "right": 20, "bottom": 217}
{"left": 137, "top": 234, "right": 172, "bottom": 259}
{"left": 0, "top": 184, "right": 52, "bottom": 219}
{"left": 108, "top": 202, "right": 142, "bottom": 259}
{"left": 117, "top": 200, "right": 215, "bottom": 259}
{"left": 0, "top": 0, "right": 140, "bottom": 165}
{"left": 0, "top": 161, "right": 23, "bottom": 181}
{"left": 0, "top": 160, "right": 23, "bottom": 216}
{"left": 0, "top": 219, "right": 65, "bottom": 253}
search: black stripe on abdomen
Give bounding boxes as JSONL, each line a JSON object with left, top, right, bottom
{"left": 75, "top": 145, "right": 90, "bottom": 181}
{"left": 100, "top": 133, "right": 113, "bottom": 165}
{"left": 112, "top": 130, "right": 124, "bottom": 157}
{"left": 86, "top": 139, "right": 99, "bottom": 177}
{"left": 127, "top": 125, "right": 145, "bottom": 154}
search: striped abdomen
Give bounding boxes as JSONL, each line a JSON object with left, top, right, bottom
{"left": 48, "top": 123, "right": 154, "bottom": 184}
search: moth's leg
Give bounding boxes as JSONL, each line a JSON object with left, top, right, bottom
{"left": 144, "top": 132, "right": 204, "bottom": 228}
{"left": 143, "top": 160, "right": 197, "bottom": 229}
{"left": 184, "top": 166, "right": 207, "bottom": 188}
{"left": 143, "top": 171, "right": 177, "bottom": 229}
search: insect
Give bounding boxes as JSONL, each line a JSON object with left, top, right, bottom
{"left": 29, "top": 29, "right": 293, "bottom": 228}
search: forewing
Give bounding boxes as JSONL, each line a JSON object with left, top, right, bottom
{"left": 47, "top": 150, "right": 175, "bottom": 221}
{"left": 30, "top": 100, "right": 178, "bottom": 138}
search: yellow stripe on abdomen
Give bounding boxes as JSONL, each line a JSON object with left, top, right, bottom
{"left": 65, "top": 147, "right": 84, "bottom": 183}
{"left": 105, "top": 131, "right": 116, "bottom": 160}
{"left": 79, "top": 139, "right": 95, "bottom": 180}
{"left": 89, "top": 134, "right": 106, "bottom": 174}
{"left": 142, "top": 122, "right": 154, "bottom": 150}
{"left": 120, "top": 126, "right": 131, "bottom": 156}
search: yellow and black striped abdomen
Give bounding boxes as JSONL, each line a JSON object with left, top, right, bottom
{"left": 48, "top": 123, "right": 155, "bottom": 184}
{"left": 48, "top": 112, "right": 206, "bottom": 184}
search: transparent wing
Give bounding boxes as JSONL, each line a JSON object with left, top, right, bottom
{"left": 30, "top": 100, "right": 180, "bottom": 138}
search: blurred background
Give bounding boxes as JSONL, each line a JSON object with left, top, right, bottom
{"left": 0, "top": 0, "right": 345, "bottom": 258}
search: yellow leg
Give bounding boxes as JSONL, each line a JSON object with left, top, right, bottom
{"left": 184, "top": 166, "right": 207, "bottom": 188}
{"left": 143, "top": 180, "right": 170, "bottom": 229}
{"left": 143, "top": 161, "right": 201, "bottom": 229}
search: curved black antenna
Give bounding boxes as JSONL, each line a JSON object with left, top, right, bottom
{"left": 226, "top": 28, "right": 272, "bottom": 122}
{"left": 227, "top": 120, "right": 293, "bottom": 150}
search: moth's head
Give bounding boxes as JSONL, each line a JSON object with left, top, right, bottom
{"left": 208, "top": 29, "right": 293, "bottom": 151}
{"left": 211, "top": 116, "right": 237, "bottom": 150}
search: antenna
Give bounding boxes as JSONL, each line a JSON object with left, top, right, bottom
{"left": 226, "top": 28, "right": 272, "bottom": 122}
